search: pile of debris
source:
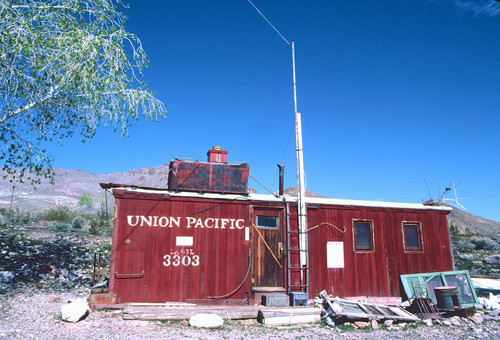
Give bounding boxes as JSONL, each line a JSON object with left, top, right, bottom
{"left": 316, "top": 270, "right": 500, "bottom": 330}
{"left": 317, "top": 290, "right": 419, "bottom": 329}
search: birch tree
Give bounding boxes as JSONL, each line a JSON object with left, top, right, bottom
{"left": 0, "top": 0, "right": 167, "bottom": 184}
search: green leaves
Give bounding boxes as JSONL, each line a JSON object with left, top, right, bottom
{"left": 0, "top": 0, "right": 167, "bottom": 184}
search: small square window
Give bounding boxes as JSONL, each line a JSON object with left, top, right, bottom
{"left": 354, "top": 221, "right": 373, "bottom": 251}
{"left": 403, "top": 222, "right": 423, "bottom": 251}
{"left": 257, "top": 215, "right": 278, "bottom": 229}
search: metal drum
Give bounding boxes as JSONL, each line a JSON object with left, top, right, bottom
{"left": 434, "top": 286, "right": 459, "bottom": 310}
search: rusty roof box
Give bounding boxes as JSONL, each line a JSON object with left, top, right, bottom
{"left": 168, "top": 159, "right": 249, "bottom": 194}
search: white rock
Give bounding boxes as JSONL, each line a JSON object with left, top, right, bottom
{"left": 189, "top": 313, "right": 224, "bottom": 328}
{"left": 469, "top": 315, "right": 484, "bottom": 324}
{"left": 325, "top": 316, "right": 336, "bottom": 327}
{"left": 384, "top": 319, "right": 394, "bottom": 327}
{"left": 61, "top": 298, "right": 89, "bottom": 323}
{"left": 483, "top": 255, "right": 500, "bottom": 265}
{"left": 0, "top": 271, "right": 15, "bottom": 283}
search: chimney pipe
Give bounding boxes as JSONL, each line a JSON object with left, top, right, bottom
{"left": 207, "top": 146, "right": 228, "bottom": 163}
{"left": 277, "top": 164, "right": 285, "bottom": 196}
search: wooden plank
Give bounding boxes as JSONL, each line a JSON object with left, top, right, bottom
{"left": 387, "top": 306, "right": 420, "bottom": 320}
{"left": 372, "top": 305, "right": 389, "bottom": 316}
{"left": 320, "top": 297, "right": 420, "bottom": 322}
{"left": 123, "top": 307, "right": 259, "bottom": 321}
{"left": 257, "top": 308, "right": 322, "bottom": 326}
{"left": 123, "top": 305, "right": 318, "bottom": 321}
{"left": 127, "top": 302, "right": 196, "bottom": 308}
{"left": 357, "top": 303, "right": 371, "bottom": 314}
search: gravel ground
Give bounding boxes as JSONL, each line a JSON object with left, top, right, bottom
{"left": 1, "top": 286, "right": 500, "bottom": 340}
{"left": 1, "top": 228, "right": 499, "bottom": 339}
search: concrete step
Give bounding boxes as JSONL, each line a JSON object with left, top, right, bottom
{"left": 261, "top": 294, "right": 289, "bottom": 307}
{"left": 251, "top": 287, "right": 286, "bottom": 305}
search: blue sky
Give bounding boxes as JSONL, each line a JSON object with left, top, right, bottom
{"left": 51, "top": 0, "right": 500, "bottom": 221}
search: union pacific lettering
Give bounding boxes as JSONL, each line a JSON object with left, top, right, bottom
{"left": 126, "top": 215, "right": 245, "bottom": 229}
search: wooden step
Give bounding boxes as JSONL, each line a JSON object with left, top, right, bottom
{"left": 251, "top": 286, "right": 286, "bottom": 293}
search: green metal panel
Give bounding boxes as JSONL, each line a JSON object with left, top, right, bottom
{"left": 400, "top": 270, "right": 479, "bottom": 307}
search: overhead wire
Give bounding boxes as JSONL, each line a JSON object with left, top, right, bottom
{"left": 247, "top": 0, "right": 295, "bottom": 192}
{"left": 246, "top": 0, "right": 291, "bottom": 46}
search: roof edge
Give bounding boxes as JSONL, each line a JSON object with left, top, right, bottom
{"left": 102, "top": 183, "right": 452, "bottom": 212}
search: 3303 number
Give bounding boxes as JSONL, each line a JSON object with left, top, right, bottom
{"left": 162, "top": 254, "right": 200, "bottom": 267}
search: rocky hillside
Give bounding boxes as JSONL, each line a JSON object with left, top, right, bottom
{"left": 448, "top": 206, "right": 500, "bottom": 236}
{"left": 0, "top": 165, "right": 170, "bottom": 210}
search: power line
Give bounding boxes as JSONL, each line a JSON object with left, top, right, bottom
{"left": 246, "top": 0, "right": 290, "bottom": 46}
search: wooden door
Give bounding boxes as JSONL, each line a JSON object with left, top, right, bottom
{"left": 113, "top": 226, "right": 147, "bottom": 303}
{"left": 251, "top": 207, "right": 285, "bottom": 287}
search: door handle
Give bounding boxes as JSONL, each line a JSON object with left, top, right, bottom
{"left": 278, "top": 242, "right": 284, "bottom": 259}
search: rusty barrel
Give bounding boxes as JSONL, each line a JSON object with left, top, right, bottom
{"left": 434, "top": 286, "right": 459, "bottom": 310}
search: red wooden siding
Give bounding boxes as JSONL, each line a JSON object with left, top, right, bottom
{"left": 109, "top": 190, "right": 251, "bottom": 303}
{"left": 307, "top": 205, "right": 453, "bottom": 298}
{"left": 107, "top": 189, "right": 452, "bottom": 303}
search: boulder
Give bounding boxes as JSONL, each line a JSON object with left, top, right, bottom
{"left": 478, "top": 293, "right": 500, "bottom": 310}
{"left": 189, "top": 313, "right": 224, "bottom": 328}
{"left": 483, "top": 255, "right": 500, "bottom": 265}
{"left": 451, "top": 316, "right": 461, "bottom": 326}
{"left": 486, "top": 310, "right": 499, "bottom": 317}
{"left": 354, "top": 321, "right": 369, "bottom": 329}
{"left": 370, "top": 319, "right": 378, "bottom": 330}
{"left": 468, "top": 315, "right": 484, "bottom": 324}
{"left": 459, "top": 254, "right": 474, "bottom": 261}
{"left": 325, "top": 316, "right": 336, "bottom": 327}
{"left": 49, "top": 295, "right": 61, "bottom": 303}
{"left": 0, "top": 271, "right": 15, "bottom": 283}
{"left": 61, "top": 298, "right": 89, "bottom": 323}
{"left": 384, "top": 319, "right": 394, "bottom": 327}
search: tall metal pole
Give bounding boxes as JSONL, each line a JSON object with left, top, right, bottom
{"left": 292, "top": 41, "right": 308, "bottom": 278}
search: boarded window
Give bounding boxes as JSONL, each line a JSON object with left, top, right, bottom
{"left": 403, "top": 222, "right": 422, "bottom": 251}
{"left": 257, "top": 215, "right": 278, "bottom": 229}
{"left": 354, "top": 221, "right": 373, "bottom": 251}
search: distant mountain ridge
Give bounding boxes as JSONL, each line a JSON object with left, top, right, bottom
{"left": 1, "top": 165, "right": 498, "bottom": 237}
{"left": 0, "top": 165, "right": 170, "bottom": 210}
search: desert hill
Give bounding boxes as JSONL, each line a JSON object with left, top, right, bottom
{"left": 448, "top": 204, "right": 500, "bottom": 236}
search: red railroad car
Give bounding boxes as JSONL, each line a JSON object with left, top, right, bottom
{"left": 100, "top": 148, "right": 453, "bottom": 304}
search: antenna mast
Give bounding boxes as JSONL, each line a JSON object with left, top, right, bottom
{"left": 246, "top": 0, "right": 308, "bottom": 290}
{"left": 439, "top": 181, "right": 467, "bottom": 211}
{"left": 292, "top": 41, "right": 308, "bottom": 274}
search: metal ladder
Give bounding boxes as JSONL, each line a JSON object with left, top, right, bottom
{"left": 285, "top": 202, "right": 309, "bottom": 295}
